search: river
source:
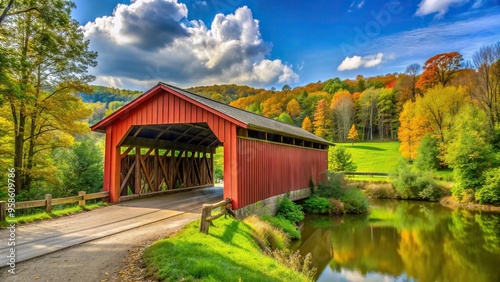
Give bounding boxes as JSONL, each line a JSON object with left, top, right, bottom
{"left": 291, "top": 199, "right": 500, "bottom": 282}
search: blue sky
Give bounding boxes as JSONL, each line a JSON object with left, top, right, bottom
{"left": 73, "top": 0, "right": 500, "bottom": 91}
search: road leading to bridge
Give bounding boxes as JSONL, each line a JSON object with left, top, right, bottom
{"left": 0, "top": 186, "right": 223, "bottom": 266}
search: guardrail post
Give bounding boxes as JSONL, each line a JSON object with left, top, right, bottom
{"left": 199, "top": 204, "right": 212, "bottom": 234}
{"left": 45, "top": 194, "right": 52, "bottom": 212}
{"left": 0, "top": 201, "right": 6, "bottom": 221}
{"left": 79, "top": 191, "right": 86, "bottom": 206}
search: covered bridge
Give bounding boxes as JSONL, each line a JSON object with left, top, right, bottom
{"left": 91, "top": 83, "right": 330, "bottom": 210}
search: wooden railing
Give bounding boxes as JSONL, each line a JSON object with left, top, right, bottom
{"left": 0, "top": 191, "right": 109, "bottom": 221}
{"left": 199, "top": 198, "right": 234, "bottom": 234}
{"left": 344, "top": 172, "right": 389, "bottom": 177}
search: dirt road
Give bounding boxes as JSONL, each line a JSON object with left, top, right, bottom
{"left": 0, "top": 186, "right": 223, "bottom": 281}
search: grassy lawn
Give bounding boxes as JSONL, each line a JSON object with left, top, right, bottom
{"left": 144, "top": 216, "right": 310, "bottom": 282}
{"left": 0, "top": 202, "right": 107, "bottom": 228}
{"left": 336, "top": 141, "right": 401, "bottom": 173}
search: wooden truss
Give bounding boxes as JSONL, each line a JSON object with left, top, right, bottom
{"left": 119, "top": 147, "right": 214, "bottom": 196}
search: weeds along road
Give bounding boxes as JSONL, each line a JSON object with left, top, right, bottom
{"left": 0, "top": 186, "right": 223, "bottom": 280}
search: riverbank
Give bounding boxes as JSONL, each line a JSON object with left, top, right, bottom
{"left": 143, "top": 216, "right": 312, "bottom": 282}
{"left": 357, "top": 180, "right": 500, "bottom": 213}
{"left": 440, "top": 196, "right": 500, "bottom": 213}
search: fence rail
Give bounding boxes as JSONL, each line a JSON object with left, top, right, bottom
{"left": 0, "top": 191, "right": 110, "bottom": 221}
{"left": 344, "top": 172, "right": 389, "bottom": 177}
{"left": 199, "top": 198, "right": 234, "bottom": 234}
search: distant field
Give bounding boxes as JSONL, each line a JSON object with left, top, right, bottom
{"left": 335, "top": 141, "right": 401, "bottom": 173}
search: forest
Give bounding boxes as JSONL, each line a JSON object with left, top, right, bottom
{"left": 0, "top": 1, "right": 499, "bottom": 206}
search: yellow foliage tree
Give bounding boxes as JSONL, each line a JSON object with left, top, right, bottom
{"left": 301, "top": 116, "right": 313, "bottom": 133}
{"left": 286, "top": 98, "right": 301, "bottom": 119}
{"left": 347, "top": 124, "right": 359, "bottom": 145}
{"left": 313, "top": 99, "right": 332, "bottom": 138}
{"left": 398, "top": 101, "right": 432, "bottom": 160}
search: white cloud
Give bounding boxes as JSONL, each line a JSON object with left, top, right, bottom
{"left": 415, "top": 0, "right": 470, "bottom": 18}
{"left": 337, "top": 53, "right": 384, "bottom": 71}
{"left": 83, "top": 0, "right": 298, "bottom": 89}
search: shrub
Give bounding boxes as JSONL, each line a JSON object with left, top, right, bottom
{"left": 261, "top": 215, "right": 301, "bottom": 240}
{"left": 340, "top": 188, "right": 369, "bottom": 214}
{"left": 316, "top": 172, "right": 348, "bottom": 199}
{"left": 391, "top": 160, "right": 441, "bottom": 201}
{"left": 276, "top": 197, "right": 304, "bottom": 223}
{"left": 328, "top": 146, "right": 357, "bottom": 172}
{"left": 476, "top": 168, "right": 500, "bottom": 205}
{"left": 303, "top": 196, "right": 333, "bottom": 214}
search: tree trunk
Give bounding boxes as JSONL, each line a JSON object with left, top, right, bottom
{"left": 13, "top": 106, "right": 26, "bottom": 194}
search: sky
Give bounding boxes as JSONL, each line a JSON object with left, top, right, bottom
{"left": 72, "top": 0, "right": 500, "bottom": 91}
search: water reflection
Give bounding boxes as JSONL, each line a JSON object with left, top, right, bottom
{"left": 293, "top": 200, "right": 500, "bottom": 282}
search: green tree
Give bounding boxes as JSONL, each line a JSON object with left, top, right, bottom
{"left": 328, "top": 146, "right": 357, "bottom": 172}
{"left": 445, "top": 106, "right": 495, "bottom": 199}
{"left": 414, "top": 134, "right": 440, "bottom": 171}
{"left": 1, "top": 0, "right": 97, "bottom": 193}
{"left": 60, "top": 137, "right": 104, "bottom": 195}
{"left": 277, "top": 112, "right": 294, "bottom": 125}
{"left": 476, "top": 168, "right": 500, "bottom": 205}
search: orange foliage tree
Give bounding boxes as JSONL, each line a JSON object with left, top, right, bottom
{"left": 347, "top": 124, "right": 359, "bottom": 145}
{"left": 301, "top": 116, "right": 313, "bottom": 133}
{"left": 416, "top": 52, "right": 462, "bottom": 90}
{"left": 398, "top": 101, "right": 432, "bottom": 160}
{"left": 313, "top": 99, "right": 332, "bottom": 138}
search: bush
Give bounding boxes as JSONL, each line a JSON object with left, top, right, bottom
{"left": 303, "top": 196, "right": 333, "bottom": 214}
{"left": 340, "top": 188, "right": 369, "bottom": 214}
{"left": 476, "top": 168, "right": 500, "bottom": 205}
{"left": 261, "top": 216, "right": 301, "bottom": 240}
{"left": 276, "top": 197, "right": 304, "bottom": 223}
{"left": 306, "top": 172, "right": 370, "bottom": 214}
{"left": 328, "top": 146, "right": 357, "bottom": 172}
{"left": 391, "top": 160, "right": 442, "bottom": 201}
{"left": 316, "top": 172, "right": 348, "bottom": 198}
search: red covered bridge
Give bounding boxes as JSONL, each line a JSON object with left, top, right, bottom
{"left": 91, "top": 83, "right": 330, "bottom": 210}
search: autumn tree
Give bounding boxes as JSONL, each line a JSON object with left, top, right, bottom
{"left": 416, "top": 52, "right": 463, "bottom": 90}
{"left": 313, "top": 99, "right": 332, "bottom": 139}
{"left": 286, "top": 98, "right": 301, "bottom": 119}
{"left": 471, "top": 41, "right": 500, "bottom": 131}
{"left": 404, "top": 63, "right": 421, "bottom": 102}
{"left": 398, "top": 101, "right": 432, "bottom": 160}
{"left": 330, "top": 90, "right": 354, "bottom": 141}
{"left": 301, "top": 116, "right": 313, "bottom": 133}
{"left": 1, "top": 0, "right": 97, "bottom": 193}
{"left": 347, "top": 124, "right": 359, "bottom": 146}
{"left": 415, "top": 86, "right": 469, "bottom": 143}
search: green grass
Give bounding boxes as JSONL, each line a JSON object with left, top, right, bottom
{"left": 336, "top": 141, "right": 401, "bottom": 173}
{"left": 0, "top": 202, "right": 107, "bottom": 228}
{"left": 144, "top": 217, "right": 310, "bottom": 282}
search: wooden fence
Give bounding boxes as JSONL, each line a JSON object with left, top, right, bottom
{"left": 0, "top": 191, "right": 109, "bottom": 221}
{"left": 199, "top": 198, "right": 234, "bottom": 234}
{"left": 344, "top": 172, "right": 389, "bottom": 177}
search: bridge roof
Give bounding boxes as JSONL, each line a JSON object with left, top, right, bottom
{"left": 91, "top": 82, "right": 331, "bottom": 145}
